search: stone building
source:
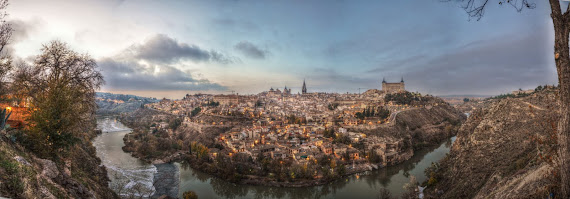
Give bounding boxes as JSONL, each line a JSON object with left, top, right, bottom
{"left": 213, "top": 95, "right": 239, "bottom": 105}
{"left": 381, "top": 77, "right": 405, "bottom": 93}
{"left": 283, "top": 86, "right": 291, "bottom": 95}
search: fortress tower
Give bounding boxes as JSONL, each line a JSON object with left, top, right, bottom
{"left": 381, "top": 77, "right": 405, "bottom": 93}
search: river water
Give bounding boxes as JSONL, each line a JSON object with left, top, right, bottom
{"left": 94, "top": 117, "right": 157, "bottom": 197}
{"left": 95, "top": 118, "right": 455, "bottom": 198}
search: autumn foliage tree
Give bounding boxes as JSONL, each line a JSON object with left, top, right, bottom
{"left": 12, "top": 41, "right": 104, "bottom": 158}
{"left": 448, "top": 0, "right": 570, "bottom": 197}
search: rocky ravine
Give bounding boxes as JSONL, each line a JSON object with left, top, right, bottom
{"left": 425, "top": 89, "right": 560, "bottom": 199}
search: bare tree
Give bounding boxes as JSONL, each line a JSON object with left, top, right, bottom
{"left": 0, "top": 0, "right": 13, "bottom": 97}
{"left": 447, "top": 0, "right": 569, "bottom": 197}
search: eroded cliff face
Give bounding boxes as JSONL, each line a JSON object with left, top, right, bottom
{"left": 359, "top": 102, "right": 466, "bottom": 147}
{"left": 427, "top": 90, "right": 560, "bottom": 199}
{"left": 0, "top": 131, "right": 118, "bottom": 199}
{"left": 396, "top": 103, "right": 466, "bottom": 148}
{"left": 353, "top": 101, "right": 466, "bottom": 166}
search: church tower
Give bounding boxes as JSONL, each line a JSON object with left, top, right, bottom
{"left": 302, "top": 79, "right": 307, "bottom": 94}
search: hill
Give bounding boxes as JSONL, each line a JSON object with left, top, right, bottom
{"left": 424, "top": 88, "right": 560, "bottom": 198}
{"left": 96, "top": 92, "right": 158, "bottom": 115}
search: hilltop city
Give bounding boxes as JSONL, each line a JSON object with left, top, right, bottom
{"left": 132, "top": 77, "right": 461, "bottom": 177}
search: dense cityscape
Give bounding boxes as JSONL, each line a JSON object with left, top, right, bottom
{"left": 120, "top": 78, "right": 464, "bottom": 186}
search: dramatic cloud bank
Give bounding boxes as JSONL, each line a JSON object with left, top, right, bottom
{"left": 99, "top": 34, "right": 228, "bottom": 91}
{"left": 126, "top": 34, "right": 236, "bottom": 64}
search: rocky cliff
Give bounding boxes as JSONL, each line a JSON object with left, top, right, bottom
{"left": 0, "top": 130, "right": 118, "bottom": 199}
{"left": 425, "top": 89, "right": 560, "bottom": 198}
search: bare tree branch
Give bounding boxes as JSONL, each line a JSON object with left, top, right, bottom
{"left": 442, "top": 0, "right": 535, "bottom": 20}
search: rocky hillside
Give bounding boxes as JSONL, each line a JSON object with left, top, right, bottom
{"left": 0, "top": 130, "right": 118, "bottom": 199}
{"left": 425, "top": 89, "right": 560, "bottom": 198}
{"left": 356, "top": 101, "right": 466, "bottom": 149}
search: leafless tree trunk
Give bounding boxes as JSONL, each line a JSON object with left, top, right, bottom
{"left": 548, "top": 1, "right": 570, "bottom": 197}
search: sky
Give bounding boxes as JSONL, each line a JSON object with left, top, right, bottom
{"left": 5, "top": 0, "right": 561, "bottom": 99}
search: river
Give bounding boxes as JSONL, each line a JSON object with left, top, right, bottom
{"left": 94, "top": 117, "right": 157, "bottom": 197}
{"left": 95, "top": 117, "right": 456, "bottom": 198}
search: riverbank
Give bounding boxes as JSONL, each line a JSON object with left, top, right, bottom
{"left": 174, "top": 136, "right": 457, "bottom": 198}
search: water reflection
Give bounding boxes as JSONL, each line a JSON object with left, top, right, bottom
{"left": 177, "top": 136, "right": 456, "bottom": 199}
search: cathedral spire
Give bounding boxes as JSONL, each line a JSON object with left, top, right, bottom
{"left": 401, "top": 76, "right": 404, "bottom": 83}
{"left": 302, "top": 79, "right": 307, "bottom": 94}
{"left": 382, "top": 77, "right": 386, "bottom": 83}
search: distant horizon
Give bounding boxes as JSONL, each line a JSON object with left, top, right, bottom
{"left": 98, "top": 85, "right": 548, "bottom": 100}
{"left": 10, "top": 0, "right": 559, "bottom": 99}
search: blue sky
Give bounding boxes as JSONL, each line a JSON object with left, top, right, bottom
{"left": 7, "top": 0, "right": 560, "bottom": 98}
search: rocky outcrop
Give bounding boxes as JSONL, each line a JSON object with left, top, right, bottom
{"left": 357, "top": 102, "right": 466, "bottom": 150}
{"left": 0, "top": 132, "right": 118, "bottom": 199}
{"left": 425, "top": 89, "right": 560, "bottom": 199}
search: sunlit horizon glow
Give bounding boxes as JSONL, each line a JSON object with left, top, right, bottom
{"left": 8, "top": 0, "right": 559, "bottom": 99}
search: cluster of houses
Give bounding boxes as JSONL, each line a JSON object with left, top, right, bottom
{"left": 214, "top": 124, "right": 410, "bottom": 166}
{"left": 146, "top": 87, "right": 421, "bottom": 166}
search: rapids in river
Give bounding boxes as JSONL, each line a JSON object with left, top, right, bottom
{"left": 94, "top": 117, "right": 157, "bottom": 197}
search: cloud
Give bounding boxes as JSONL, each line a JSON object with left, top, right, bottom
{"left": 126, "top": 34, "right": 236, "bottom": 64}
{"left": 98, "top": 34, "right": 230, "bottom": 91}
{"left": 99, "top": 58, "right": 226, "bottom": 91}
{"left": 1, "top": 19, "right": 44, "bottom": 61}
{"left": 382, "top": 27, "right": 557, "bottom": 95}
{"left": 10, "top": 20, "right": 35, "bottom": 43}
{"left": 234, "top": 41, "right": 268, "bottom": 59}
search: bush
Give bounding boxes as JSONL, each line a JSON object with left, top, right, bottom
{"left": 191, "top": 107, "right": 201, "bottom": 117}
{"left": 385, "top": 92, "right": 415, "bottom": 105}
{"left": 0, "top": 152, "right": 25, "bottom": 197}
{"left": 183, "top": 191, "right": 198, "bottom": 199}
{"left": 169, "top": 118, "right": 182, "bottom": 130}
{"left": 424, "top": 162, "right": 440, "bottom": 187}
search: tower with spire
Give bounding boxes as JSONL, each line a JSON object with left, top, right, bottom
{"left": 302, "top": 79, "right": 307, "bottom": 94}
{"left": 284, "top": 86, "right": 291, "bottom": 95}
